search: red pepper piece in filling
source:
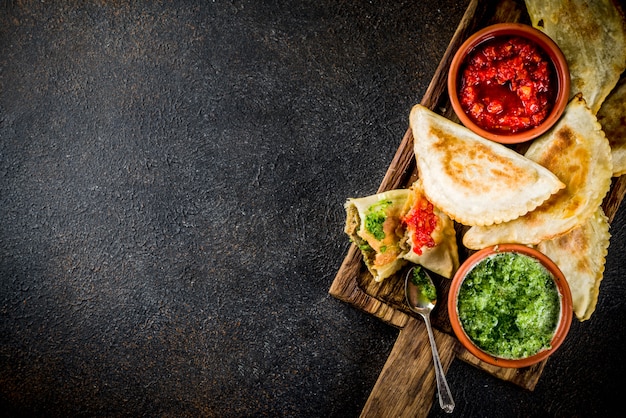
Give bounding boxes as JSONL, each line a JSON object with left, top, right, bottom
{"left": 403, "top": 198, "right": 438, "bottom": 256}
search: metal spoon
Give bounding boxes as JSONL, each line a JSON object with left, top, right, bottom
{"left": 405, "top": 266, "right": 455, "bottom": 414}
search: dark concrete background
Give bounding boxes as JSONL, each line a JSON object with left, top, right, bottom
{"left": 1, "top": 1, "right": 625, "bottom": 417}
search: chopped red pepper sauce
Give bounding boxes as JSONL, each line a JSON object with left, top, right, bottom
{"left": 459, "top": 35, "right": 556, "bottom": 134}
{"left": 403, "top": 197, "right": 438, "bottom": 255}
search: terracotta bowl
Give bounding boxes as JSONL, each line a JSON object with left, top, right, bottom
{"left": 447, "top": 244, "right": 573, "bottom": 368}
{"left": 447, "top": 23, "right": 570, "bottom": 144}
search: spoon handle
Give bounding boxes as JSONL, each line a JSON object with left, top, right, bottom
{"left": 422, "top": 313, "right": 455, "bottom": 413}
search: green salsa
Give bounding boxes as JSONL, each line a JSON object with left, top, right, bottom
{"left": 457, "top": 252, "right": 561, "bottom": 359}
{"left": 364, "top": 200, "right": 392, "bottom": 240}
{"left": 411, "top": 266, "right": 437, "bottom": 302}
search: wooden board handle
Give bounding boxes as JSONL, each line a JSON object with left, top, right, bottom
{"left": 360, "top": 316, "right": 460, "bottom": 418}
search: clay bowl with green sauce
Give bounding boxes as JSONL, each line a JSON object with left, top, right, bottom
{"left": 448, "top": 23, "right": 570, "bottom": 144}
{"left": 448, "top": 244, "right": 573, "bottom": 368}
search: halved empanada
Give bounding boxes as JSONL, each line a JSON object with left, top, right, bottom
{"left": 410, "top": 104, "right": 564, "bottom": 227}
{"left": 463, "top": 95, "right": 612, "bottom": 249}
{"left": 525, "top": 0, "right": 626, "bottom": 114}
{"left": 345, "top": 189, "right": 410, "bottom": 282}
{"left": 400, "top": 180, "right": 459, "bottom": 279}
{"left": 344, "top": 182, "right": 459, "bottom": 281}
{"left": 537, "top": 207, "right": 610, "bottom": 321}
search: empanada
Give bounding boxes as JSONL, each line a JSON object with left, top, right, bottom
{"left": 345, "top": 189, "right": 410, "bottom": 282}
{"left": 410, "top": 104, "right": 564, "bottom": 227}
{"left": 537, "top": 207, "right": 610, "bottom": 321}
{"left": 400, "top": 180, "right": 459, "bottom": 279}
{"left": 525, "top": 0, "right": 626, "bottom": 114}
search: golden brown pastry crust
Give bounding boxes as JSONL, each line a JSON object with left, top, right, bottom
{"left": 410, "top": 104, "right": 564, "bottom": 227}
{"left": 400, "top": 180, "right": 459, "bottom": 279}
{"left": 597, "top": 75, "right": 626, "bottom": 177}
{"left": 463, "top": 95, "right": 612, "bottom": 249}
{"left": 537, "top": 207, "right": 610, "bottom": 321}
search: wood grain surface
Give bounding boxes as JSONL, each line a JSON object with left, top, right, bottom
{"left": 329, "top": 0, "right": 626, "bottom": 416}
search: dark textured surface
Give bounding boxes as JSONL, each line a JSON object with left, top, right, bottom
{"left": 1, "top": 1, "right": 625, "bottom": 417}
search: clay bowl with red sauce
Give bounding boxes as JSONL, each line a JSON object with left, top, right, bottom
{"left": 448, "top": 23, "right": 570, "bottom": 144}
{"left": 447, "top": 244, "right": 573, "bottom": 368}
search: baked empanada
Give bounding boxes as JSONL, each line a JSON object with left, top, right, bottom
{"left": 410, "top": 104, "right": 564, "bottom": 227}
{"left": 525, "top": 0, "right": 626, "bottom": 114}
{"left": 400, "top": 181, "right": 459, "bottom": 279}
{"left": 537, "top": 207, "right": 610, "bottom": 321}
{"left": 463, "top": 95, "right": 612, "bottom": 249}
{"left": 345, "top": 189, "right": 410, "bottom": 282}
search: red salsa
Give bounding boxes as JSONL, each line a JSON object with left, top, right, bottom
{"left": 459, "top": 35, "right": 556, "bottom": 134}
{"left": 403, "top": 198, "right": 437, "bottom": 255}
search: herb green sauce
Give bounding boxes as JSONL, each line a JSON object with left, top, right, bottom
{"left": 457, "top": 252, "right": 561, "bottom": 359}
{"left": 411, "top": 266, "right": 437, "bottom": 302}
{"left": 364, "top": 200, "right": 392, "bottom": 240}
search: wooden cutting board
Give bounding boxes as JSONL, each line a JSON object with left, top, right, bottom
{"left": 329, "top": 0, "right": 626, "bottom": 416}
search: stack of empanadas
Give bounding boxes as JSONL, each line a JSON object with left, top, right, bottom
{"left": 344, "top": 0, "right": 626, "bottom": 322}
{"left": 408, "top": 97, "right": 613, "bottom": 322}
{"left": 523, "top": 0, "right": 625, "bottom": 320}
{"left": 461, "top": 95, "right": 612, "bottom": 249}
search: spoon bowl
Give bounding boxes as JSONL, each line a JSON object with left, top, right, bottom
{"left": 405, "top": 266, "right": 455, "bottom": 414}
